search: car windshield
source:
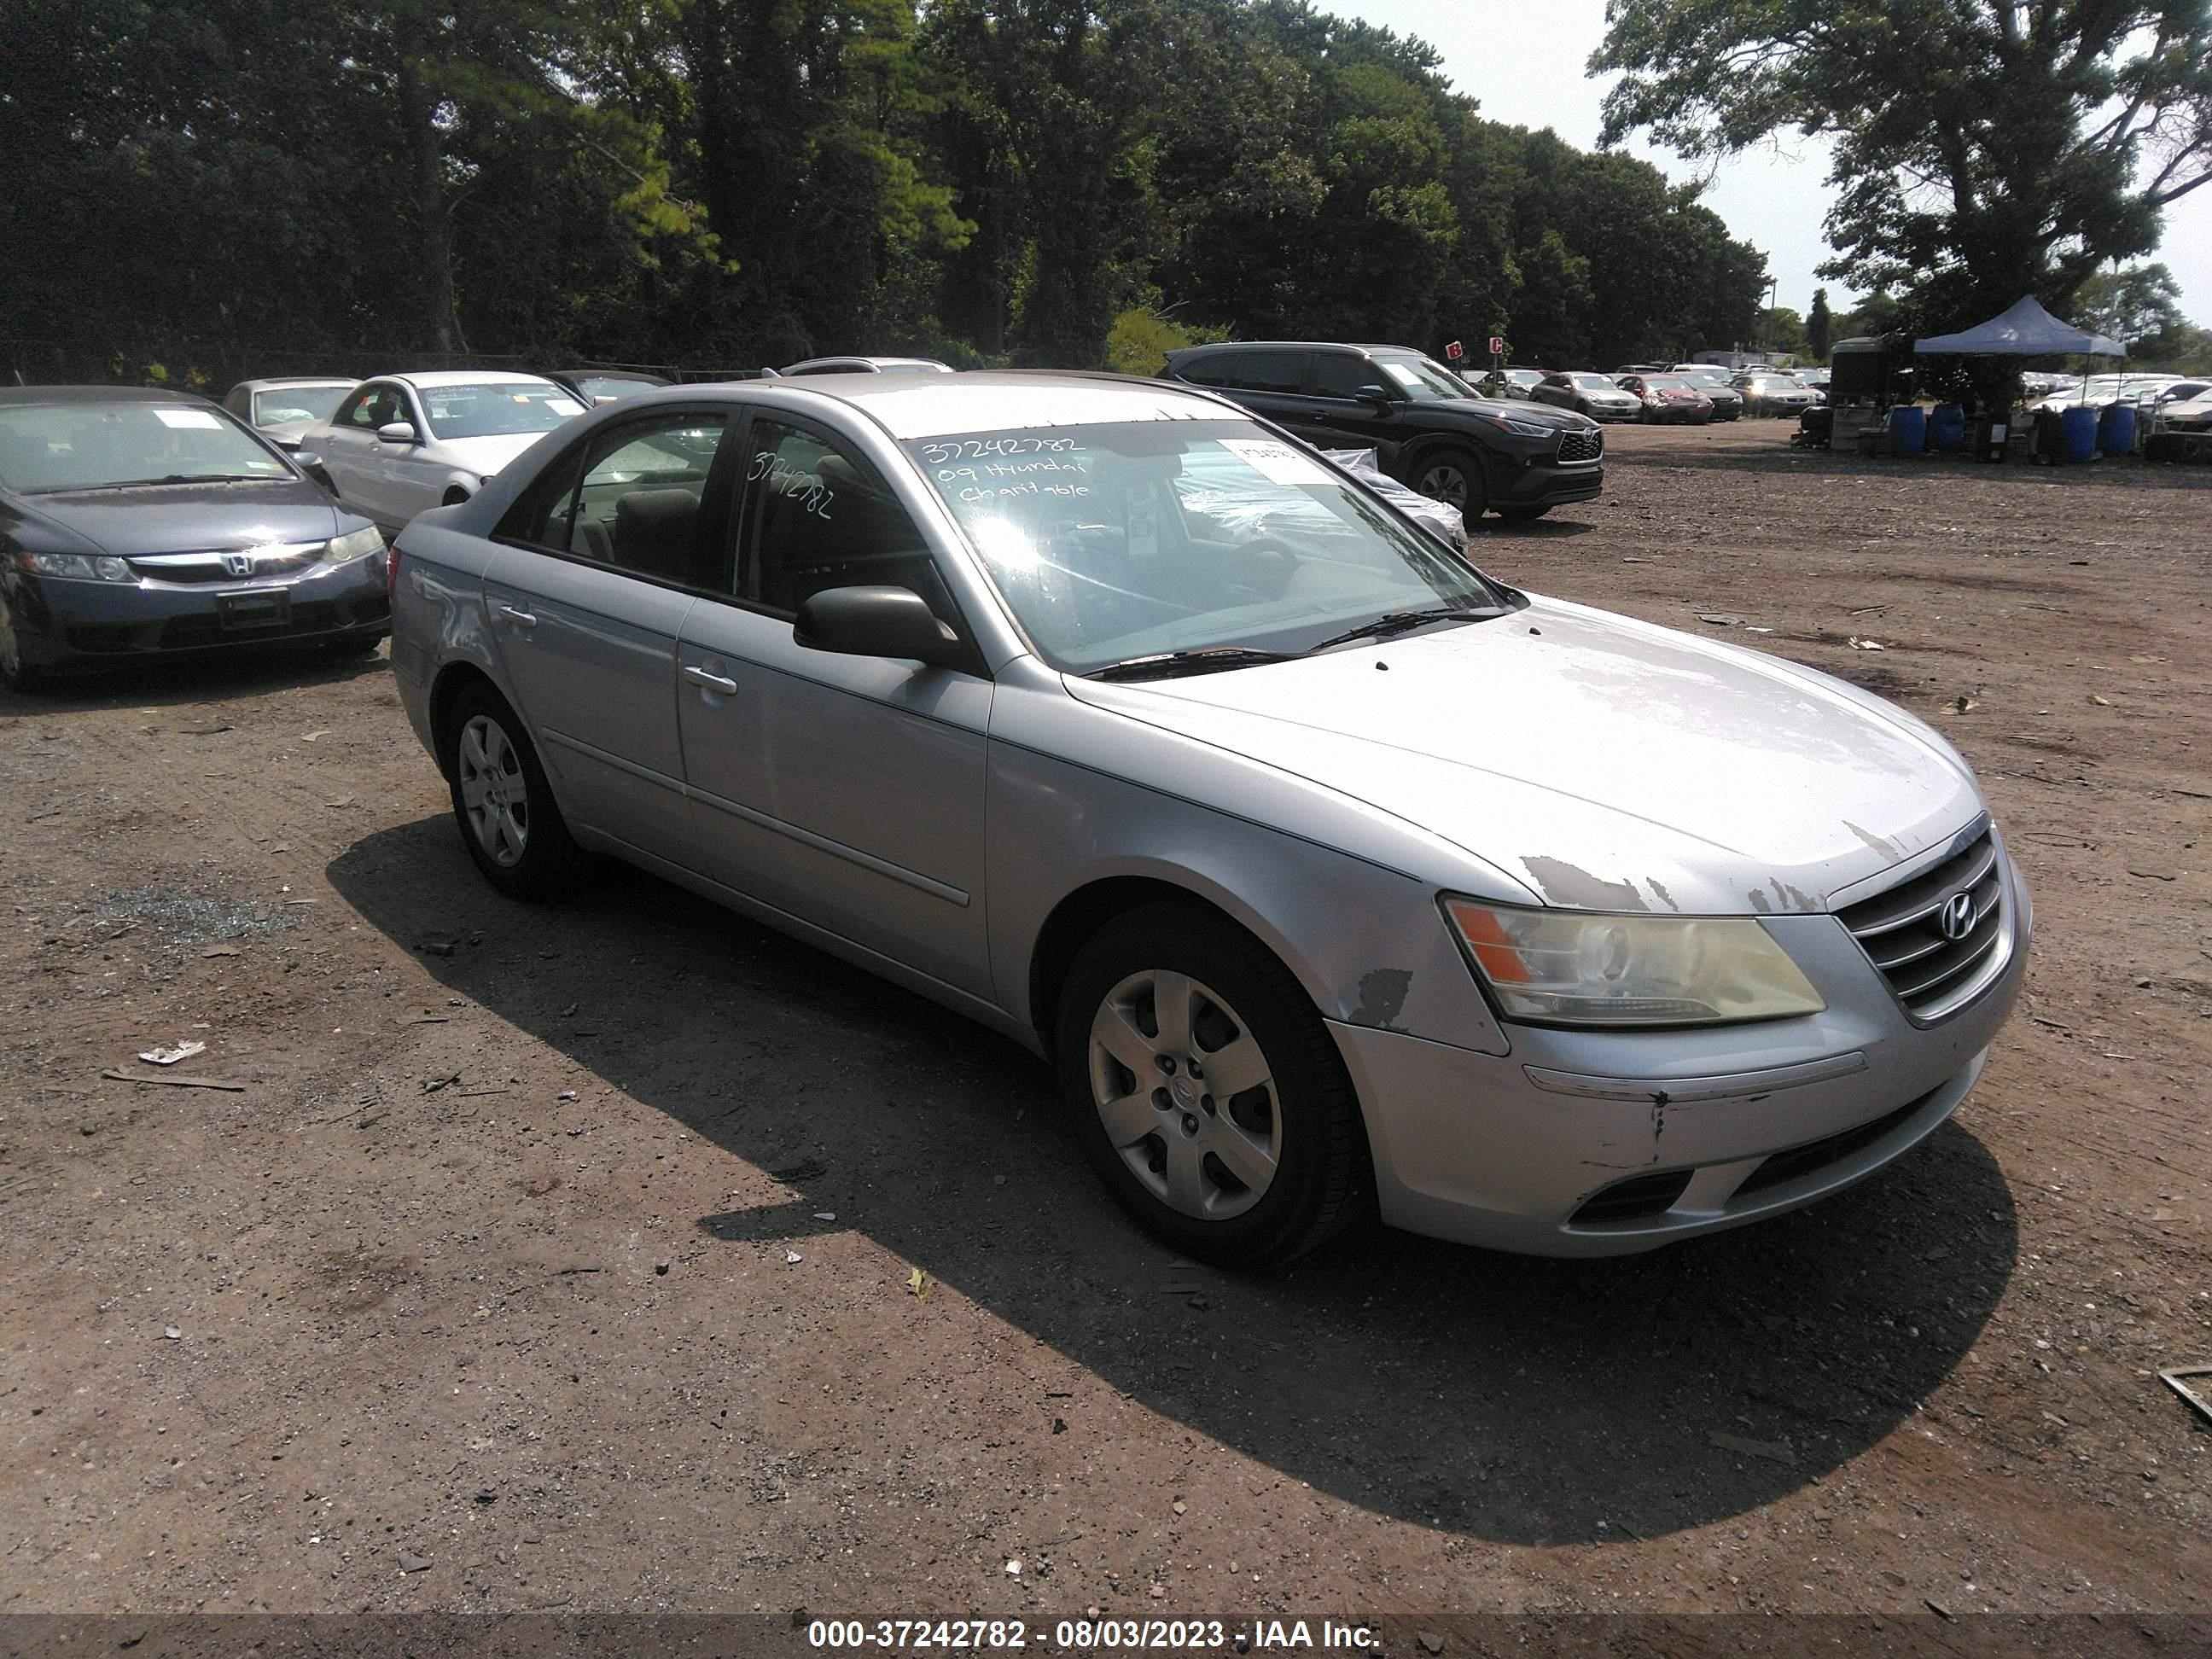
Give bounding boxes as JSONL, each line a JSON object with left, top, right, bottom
{"left": 0, "top": 402, "right": 291, "bottom": 493}
{"left": 906, "top": 418, "right": 1506, "bottom": 675}
{"left": 253, "top": 385, "right": 349, "bottom": 427}
{"left": 1646, "top": 376, "right": 1697, "bottom": 392}
{"left": 1569, "top": 374, "right": 1617, "bottom": 390}
{"left": 1679, "top": 370, "right": 1730, "bottom": 385}
{"left": 417, "top": 381, "right": 579, "bottom": 439}
{"left": 1374, "top": 355, "right": 1478, "bottom": 402}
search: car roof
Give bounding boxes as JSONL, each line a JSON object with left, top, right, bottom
{"left": 552, "top": 368, "right": 670, "bottom": 382}
{"left": 783, "top": 356, "right": 952, "bottom": 373}
{"left": 725, "top": 370, "right": 1246, "bottom": 441}
{"left": 1172, "top": 341, "right": 1425, "bottom": 357}
{"left": 379, "top": 370, "right": 562, "bottom": 390}
{"left": 232, "top": 377, "right": 356, "bottom": 393}
{"left": 0, "top": 384, "right": 216, "bottom": 407}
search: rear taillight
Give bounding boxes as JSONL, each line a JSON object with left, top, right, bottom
{"left": 387, "top": 544, "right": 400, "bottom": 597}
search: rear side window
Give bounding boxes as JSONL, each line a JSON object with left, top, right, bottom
{"left": 495, "top": 411, "right": 732, "bottom": 588}
{"left": 1176, "top": 351, "right": 1252, "bottom": 389}
{"left": 1242, "top": 352, "right": 1307, "bottom": 394}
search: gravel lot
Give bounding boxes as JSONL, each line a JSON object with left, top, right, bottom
{"left": 3, "top": 422, "right": 2207, "bottom": 1629}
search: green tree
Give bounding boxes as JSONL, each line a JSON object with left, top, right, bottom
{"left": 1760, "top": 306, "right": 1807, "bottom": 357}
{"left": 2073, "top": 262, "right": 2186, "bottom": 352}
{"left": 1594, "top": 2, "right": 2212, "bottom": 329}
{"left": 1807, "top": 287, "right": 1832, "bottom": 358}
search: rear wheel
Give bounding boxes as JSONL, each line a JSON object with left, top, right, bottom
{"left": 1410, "top": 447, "right": 1487, "bottom": 527}
{"left": 442, "top": 682, "right": 579, "bottom": 899}
{"left": 1054, "top": 902, "right": 1373, "bottom": 1269}
{"left": 0, "top": 589, "right": 46, "bottom": 693}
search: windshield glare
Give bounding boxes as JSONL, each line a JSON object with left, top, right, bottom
{"left": 419, "top": 382, "right": 580, "bottom": 439}
{"left": 1376, "top": 356, "right": 1478, "bottom": 402}
{"left": 1570, "top": 374, "right": 1618, "bottom": 390}
{"left": 253, "top": 385, "right": 349, "bottom": 427}
{"left": 0, "top": 403, "right": 290, "bottom": 493}
{"left": 908, "top": 420, "right": 1503, "bottom": 674}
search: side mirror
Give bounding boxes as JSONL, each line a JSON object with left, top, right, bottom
{"left": 795, "top": 585, "right": 962, "bottom": 667}
{"left": 290, "top": 449, "right": 320, "bottom": 469}
{"left": 375, "top": 422, "right": 419, "bottom": 445}
{"left": 1361, "top": 391, "right": 1394, "bottom": 415}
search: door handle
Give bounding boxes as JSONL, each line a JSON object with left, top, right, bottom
{"left": 684, "top": 665, "right": 738, "bottom": 696}
{"left": 498, "top": 604, "right": 538, "bottom": 629}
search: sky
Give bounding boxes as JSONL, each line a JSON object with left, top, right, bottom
{"left": 1320, "top": 0, "right": 2212, "bottom": 327}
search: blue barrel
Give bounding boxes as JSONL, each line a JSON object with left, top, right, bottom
{"left": 1929, "top": 402, "right": 1967, "bottom": 451}
{"left": 2062, "top": 405, "right": 2098, "bottom": 463}
{"left": 1887, "top": 404, "right": 1927, "bottom": 457}
{"left": 2099, "top": 401, "right": 2137, "bottom": 457}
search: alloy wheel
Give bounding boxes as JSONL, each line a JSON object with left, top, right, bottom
{"left": 1413, "top": 460, "right": 1470, "bottom": 513}
{"left": 457, "top": 713, "right": 530, "bottom": 867}
{"left": 1087, "top": 969, "right": 1281, "bottom": 1221}
{"left": 0, "top": 592, "right": 21, "bottom": 684}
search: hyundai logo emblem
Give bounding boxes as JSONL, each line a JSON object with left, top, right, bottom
{"left": 1938, "top": 891, "right": 1976, "bottom": 941}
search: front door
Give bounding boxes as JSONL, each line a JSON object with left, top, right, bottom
{"left": 1298, "top": 352, "right": 1406, "bottom": 463}
{"left": 481, "top": 407, "right": 737, "bottom": 870}
{"left": 322, "top": 381, "right": 408, "bottom": 528}
{"left": 677, "top": 413, "right": 993, "bottom": 999}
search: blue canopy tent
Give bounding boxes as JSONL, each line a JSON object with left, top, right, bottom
{"left": 1913, "top": 294, "right": 2122, "bottom": 357}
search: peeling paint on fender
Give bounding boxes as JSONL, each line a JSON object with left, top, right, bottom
{"left": 1519, "top": 856, "right": 1650, "bottom": 912}
{"left": 1350, "top": 968, "right": 1414, "bottom": 1031}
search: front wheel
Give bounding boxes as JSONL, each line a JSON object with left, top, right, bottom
{"left": 443, "top": 682, "right": 579, "bottom": 899}
{"left": 1054, "top": 902, "right": 1374, "bottom": 1269}
{"left": 1410, "top": 448, "right": 1487, "bottom": 527}
{"left": 0, "top": 588, "right": 46, "bottom": 693}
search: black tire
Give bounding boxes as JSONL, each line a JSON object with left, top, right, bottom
{"left": 1407, "top": 446, "right": 1488, "bottom": 527}
{"left": 0, "top": 587, "right": 46, "bottom": 694}
{"left": 441, "top": 681, "right": 580, "bottom": 899}
{"left": 1052, "top": 901, "right": 1374, "bottom": 1269}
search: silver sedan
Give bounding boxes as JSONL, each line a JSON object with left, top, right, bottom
{"left": 388, "top": 374, "right": 2029, "bottom": 1266}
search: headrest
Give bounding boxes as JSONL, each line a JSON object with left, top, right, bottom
{"left": 615, "top": 487, "right": 699, "bottom": 529}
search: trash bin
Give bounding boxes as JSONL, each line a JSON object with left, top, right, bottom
{"left": 1887, "top": 405, "right": 1927, "bottom": 457}
{"left": 1929, "top": 402, "right": 1967, "bottom": 451}
{"left": 2098, "top": 401, "right": 2138, "bottom": 457}
{"left": 2061, "top": 405, "right": 2098, "bottom": 463}
{"left": 2030, "top": 408, "right": 2067, "bottom": 463}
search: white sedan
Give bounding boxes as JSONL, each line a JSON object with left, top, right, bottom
{"left": 300, "top": 371, "right": 584, "bottom": 534}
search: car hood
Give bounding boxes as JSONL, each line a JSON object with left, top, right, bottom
{"left": 433, "top": 432, "right": 553, "bottom": 477}
{"left": 1442, "top": 398, "right": 1598, "bottom": 434}
{"left": 12, "top": 480, "right": 346, "bottom": 556}
{"left": 1062, "top": 596, "right": 1982, "bottom": 914}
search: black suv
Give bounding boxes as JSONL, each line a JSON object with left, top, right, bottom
{"left": 1160, "top": 341, "right": 1604, "bottom": 523}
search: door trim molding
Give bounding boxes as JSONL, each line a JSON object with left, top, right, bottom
{"left": 686, "top": 781, "right": 971, "bottom": 907}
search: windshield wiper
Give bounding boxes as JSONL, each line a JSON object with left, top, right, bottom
{"left": 1086, "top": 646, "right": 1300, "bottom": 682}
{"left": 1307, "top": 605, "right": 1495, "bottom": 653}
{"left": 47, "top": 473, "right": 272, "bottom": 492}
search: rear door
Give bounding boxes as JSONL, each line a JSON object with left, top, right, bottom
{"left": 675, "top": 410, "right": 994, "bottom": 998}
{"left": 481, "top": 405, "right": 738, "bottom": 870}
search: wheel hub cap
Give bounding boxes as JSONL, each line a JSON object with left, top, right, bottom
{"left": 457, "top": 713, "right": 530, "bottom": 868}
{"left": 1087, "top": 969, "right": 1281, "bottom": 1221}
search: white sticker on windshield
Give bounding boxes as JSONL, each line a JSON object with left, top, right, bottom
{"left": 546, "top": 398, "right": 584, "bottom": 416}
{"left": 153, "top": 408, "right": 223, "bottom": 430}
{"left": 1221, "top": 438, "right": 1332, "bottom": 487}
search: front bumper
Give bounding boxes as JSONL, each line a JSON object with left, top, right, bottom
{"left": 9, "top": 559, "right": 389, "bottom": 670}
{"left": 1498, "top": 459, "right": 1604, "bottom": 508}
{"left": 1330, "top": 847, "right": 2030, "bottom": 1255}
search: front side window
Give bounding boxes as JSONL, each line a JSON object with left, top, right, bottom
{"left": 339, "top": 385, "right": 398, "bottom": 428}
{"left": 736, "top": 419, "right": 947, "bottom": 620}
{"left": 1311, "top": 355, "right": 1391, "bottom": 400}
{"left": 417, "top": 381, "right": 583, "bottom": 439}
{"left": 0, "top": 402, "right": 290, "bottom": 493}
{"left": 907, "top": 419, "right": 1506, "bottom": 674}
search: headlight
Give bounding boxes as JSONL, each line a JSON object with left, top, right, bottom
{"left": 1481, "top": 414, "right": 1557, "bottom": 438}
{"left": 323, "top": 526, "right": 386, "bottom": 563}
{"left": 1442, "top": 898, "right": 1825, "bottom": 1027}
{"left": 15, "top": 550, "right": 135, "bottom": 583}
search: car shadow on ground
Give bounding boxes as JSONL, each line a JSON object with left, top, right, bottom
{"left": 1474, "top": 515, "right": 1595, "bottom": 541}
{"left": 0, "top": 641, "right": 389, "bottom": 716}
{"left": 329, "top": 818, "right": 2018, "bottom": 1547}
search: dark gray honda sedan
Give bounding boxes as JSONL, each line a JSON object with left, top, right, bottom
{"left": 0, "top": 387, "right": 390, "bottom": 690}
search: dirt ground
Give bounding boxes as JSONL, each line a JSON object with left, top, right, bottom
{"left": 3, "top": 421, "right": 2209, "bottom": 1635}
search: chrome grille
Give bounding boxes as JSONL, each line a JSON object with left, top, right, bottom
{"left": 126, "top": 544, "right": 324, "bottom": 585}
{"left": 1557, "top": 428, "right": 1604, "bottom": 464}
{"left": 1836, "top": 824, "right": 2008, "bottom": 1022}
